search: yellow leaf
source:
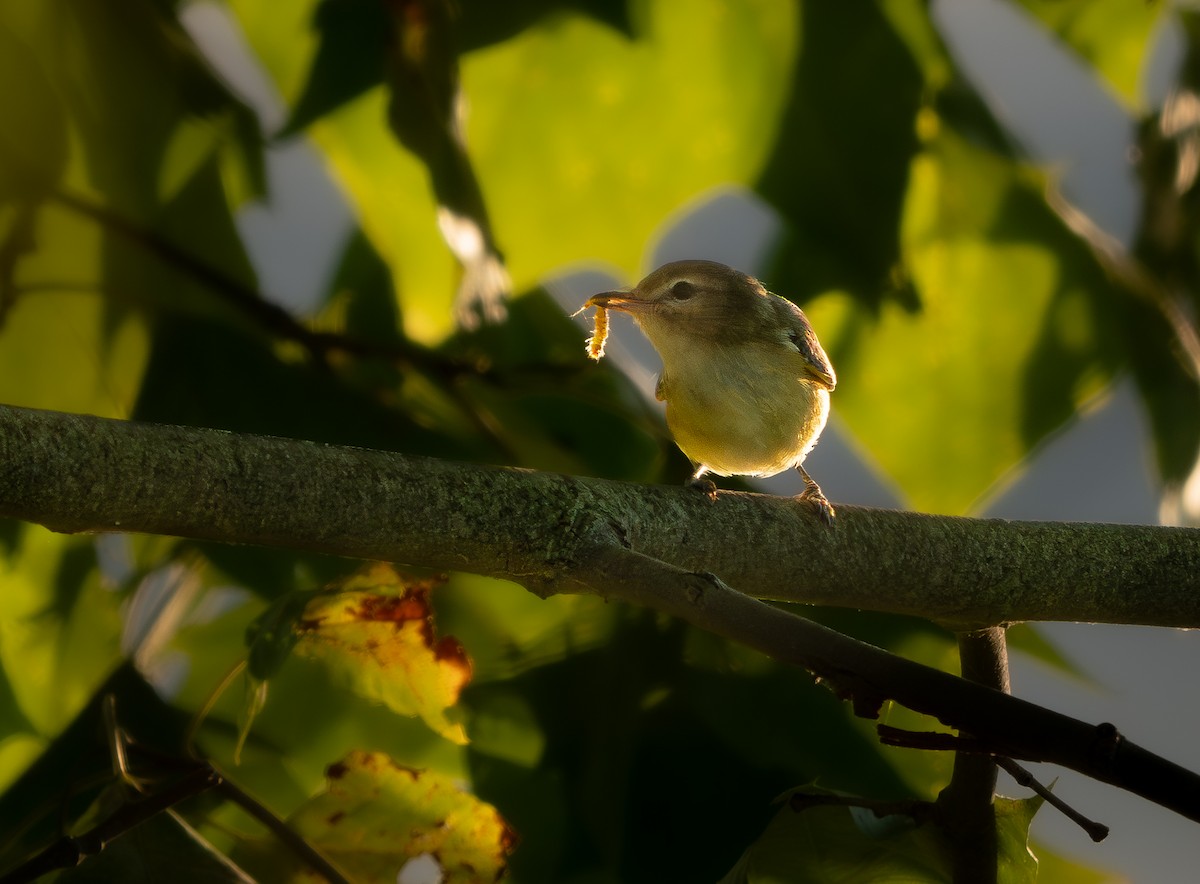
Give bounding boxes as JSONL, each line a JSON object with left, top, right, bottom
{"left": 236, "top": 750, "right": 516, "bottom": 884}
{"left": 295, "top": 565, "right": 471, "bottom": 744}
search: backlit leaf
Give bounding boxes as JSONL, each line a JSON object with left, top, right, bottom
{"left": 995, "top": 795, "right": 1042, "bottom": 884}
{"left": 721, "top": 789, "right": 1049, "bottom": 884}
{"left": 719, "top": 792, "right": 950, "bottom": 884}
{"left": 760, "top": 1, "right": 923, "bottom": 305}
{"left": 230, "top": 0, "right": 797, "bottom": 341}
{"left": 805, "top": 119, "right": 1122, "bottom": 514}
{"left": 295, "top": 565, "right": 471, "bottom": 743}
{"left": 0, "top": 526, "right": 123, "bottom": 762}
{"left": 0, "top": 23, "right": 68, "bottom": 199}
{"left": 240, "top": 750, "right": 515, "bottom": 884}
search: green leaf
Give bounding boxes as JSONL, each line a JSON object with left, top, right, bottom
{"left": 760, "top": 1, "right": 923, "bottom": 305}
{"left": 464, "top": 0, "right": 796, "bottom": 294}
{"left": 431, "top": 287, "right": 670, "bottom": 480}
{"left": 720, "top": 795, "right": 951, "bottom": 884}
{"left": 457, "top": 0, "right": 634, "bottom": 51}
{"left": 435, "top": 574, "right": 620, "bottom": 682}
{"left": 720, "top": 791, "right": 1048, "bottom": 884}
{"left": 131, "top": 313, "right": 494, "bottom": 465}
{"left": 850, "top": 630, "right": 958, "bottom": 798}
{"left": 165, "top": 568, "right": 473, "bottom": 821}
{"left": 278, "top": 0, "right": 390, "bottom": 138}
{"left": 234, "top": 675, "right": 268, "bottom": 765}
{"left": 0, "top": 0, "right": 268, "bottom": 421}
{"left": 464, "top": 689, "right": 545, "bottom": 768}
{"left": 1013, "top": 0, "right": 1162, "bottom": 110}
{"left": 231, "top": 0, "right": 798, "bottom": 341}
{"left": 805, "top": 121, "right": 1122, "bottom": 513}
{"left": 458, "top": 376, "right": 664, "bottom": 478}
{"left": 0, "top": 526, "right": 123, "bottom": 740}
{"left": 0, "top": 288, "right": 149, "bottom": 418}
{"left": 769, "top": 2, "right": 1137, "bottom": 514}
{"left": 680, "top": 650, "right": 915, "bottom": 802}
{"left": 177, "top": 565, "right": 476, "bottom": 763}
{"left": 721, "top": 787, "right": 1116, "bottom": 884}
{"left": 244, "top": 589, "right": 322, "bottom": 681}
{"left": 1120, "top": 278, "right": 1200, "bottom": 488}
{"left": 317, "top": 226, "right": 405, "bottom": 341}
{"left": 0, "top": 22, "right": 69, "bottom": 199}
{"left": 995, "top": 795, "right": 1041, "bottom": 884}
{"left": 3, "top": 0, "right": 260, "bottom": 220}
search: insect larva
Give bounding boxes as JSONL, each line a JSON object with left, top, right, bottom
{"left": 586, "top": 305, "right": 609, "bottom": 360}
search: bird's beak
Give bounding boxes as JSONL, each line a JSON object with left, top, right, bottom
{"left": 585, "top": 291, "right": 650, "bottom": 313}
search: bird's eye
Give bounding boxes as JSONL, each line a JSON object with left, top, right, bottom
{"left": 671, "top": 280, "right": 696, "bottom": 300}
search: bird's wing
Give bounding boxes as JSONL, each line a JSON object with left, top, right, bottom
{"left": 777, "top": 298, "right": 836, "bottom": 390}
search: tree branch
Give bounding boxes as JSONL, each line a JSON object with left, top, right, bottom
{"left": 1, "top": 404, "right": 1198, "bottom": 629}
{"left": 3, "top": 404, "right": 1200, "bottom": 822}
{"left": 936, "top": 628, "right": 1011, "bottom": 884}
{"left": 574, "top": 544, "right": 1200, "bottom": 821}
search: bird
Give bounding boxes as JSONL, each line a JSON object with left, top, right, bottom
{"left": 585, "top": 259, "right": 837, "bottom": 523}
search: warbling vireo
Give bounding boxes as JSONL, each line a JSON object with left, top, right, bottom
{"left": 584, "top": 260, "right": 837, "bottom": 523}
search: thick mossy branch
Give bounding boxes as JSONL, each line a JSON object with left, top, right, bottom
{"left": 2, "top": 404, "right": 1198, "bottom": 629}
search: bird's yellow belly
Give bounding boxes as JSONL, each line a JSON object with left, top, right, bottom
{"left": 662, "top": 366, "right": 829, "bottom": 478}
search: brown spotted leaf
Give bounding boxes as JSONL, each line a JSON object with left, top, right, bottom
{"left": 295, "top": 564, "right": 471, "bottom": 743}
{"left": 303, "top": 750, "right": 515, "bottom": 884}
{"left": 234, "top": 750, "right": 515, "bottom": 883}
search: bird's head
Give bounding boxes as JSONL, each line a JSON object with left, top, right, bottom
{"left": 585, "top": 260, "right": 768, "bottom": 342}
{"left": 586, "top": 260, "right": 835, "bottom": 389}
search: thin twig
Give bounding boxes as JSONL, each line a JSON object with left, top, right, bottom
{"left": 878, "top": 726, "right": 1111, "bottom": 842}
{"left": 0, "top": 689, "right": 349, "bottom": 884}
{"left": 0, "top": 766, "right": 220, "bottom": 884}
{"left": 45, "top": 188, "right": 442, "bottom": 372}
{"left": 996, "top": 757, "right": 1109, "bottom": 843}
{"left": 1046, "top": 186, "right": 1200, "bottom": 380}
{"left": 213, "top": 773, "right": 349, "bottom": 884}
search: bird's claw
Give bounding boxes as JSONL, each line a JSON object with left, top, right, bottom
{"left": 799, "top": 489, "right": 836, "bottom": 526}
{"left": 796, "top": 465, "right": 835, "bottom": 526}
{"left": 685, "top": 476, "right": 719, "bottom": 501}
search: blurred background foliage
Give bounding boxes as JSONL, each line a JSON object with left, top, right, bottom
{"left": 0, "top": 0, "right": 1196, "bottom": 881}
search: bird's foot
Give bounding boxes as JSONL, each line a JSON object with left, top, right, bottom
{"left": 684, "top": 475, "right": 718, "bottom": 501}
{"left": 798, "top": 488, "right": 836, "bottom": 526}
{"left": 797, "top": 466, "right": 835, "bottom": 526}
